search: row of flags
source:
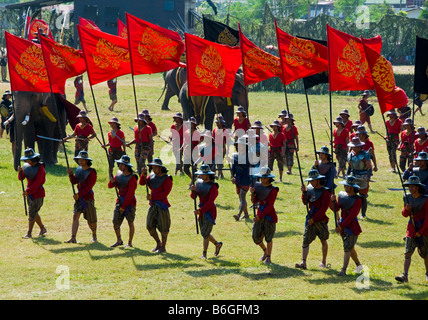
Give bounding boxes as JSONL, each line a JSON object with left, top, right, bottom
{"left": 5, "top": 14, "right": 427, "bottom": 116}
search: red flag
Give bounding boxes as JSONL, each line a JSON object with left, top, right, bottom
{"left": 126, "top": 13, "right": 185, "bottom": 75}
{"left": 79, "top": 17, "right": 101, "bottom": 31}
{"left": 118, "top": 19, "right": 127, "bottom": 39}
{"left": 28, "top": 19, "right": 54, "bottom": 41}
{"left": 362, "top": 39, "right": 408, "bottom": 114}
{"left": 77, "top": 25, "right": 131, "bottom": 86}
{"left": 5, "top": 31, "right": 51, "bottom": 93}
{"left": 239, "top": 24, "right": 283, "bottom": 86}
{"left": 185, "top": 33, "right": 242, "bottom": 97}
{"left": 275, "top": 22, "right": 328, "bottom": 85}
{"left": 327, "top": 24, "right": 382, "bottom": 91}
{"left": 39, "top": 36, "right": 86, "bottom": 94}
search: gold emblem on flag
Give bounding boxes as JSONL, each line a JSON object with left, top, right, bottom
{"left": 337, "top": 39, "right": 369, "bottom": 82}
{"left": 49, "top": 45, "right": 81, "bottom": 71}
{"left": 244, "top": 47, "right": 281, "bottom": 77}
{"left": 121, "top": 26, "right": 128, "bottom": 39}
{"left": 371, "top": 56, "right": 395, "bottom": 92}
{"left": 218, "top": 28, "right": 238, "bottom": 46}
{"left": 283, "top": 37, "right": 316, "bottom": 67}
{"left": 138, "top": 28, "right": 178, "bottom": 64}
{"left": 195, "top": 45, "right": 225, "bottom": 89}
{"left": 93, "top": 38, "right": 129, "bottom": 70}
{"left": 15, "top": 45, "right": 48, "bottom": 85}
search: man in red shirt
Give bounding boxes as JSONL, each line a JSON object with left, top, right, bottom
{"left": 414, "top": 127, "right": 428, "bottom": 156}
{"left": 139, "top": 158, "right": 173, "bottom": 253}
{"left": 385, "top": 109, "right": 402, "bottom": 173}
{"left": 340, "top": 109, "right": 353, "bottom": 132}
{"left": 74, "top": 75, "right": 88, "bottom": 112}
{"left": 296, "top": 169, "right": 331, "bottom": 270}
{"left": 282, "top": 114, "right": 299, "bottom": 175}
{"left": 170, "top": 112, "right": 184, "bottom": 175}
{"left": 355, "top": 125, "right": 378, "bottom": 174}
{"left": 395, "top": 176, "right": 428, "bottom": 283}
{"left": 64, "top": 110, "right": 97, "bottom": 156}
{"left": 65, "top": 151, "right": 98, "bottom": 244}
{"left": 250, "top": 167, "right": 279, "bottom": 265}
{"left": 108, "top": 155, "right": 138, "bottom": 248}
{"left": 268, "top": 120, "right": 286, "bottom": 182}
{"left": 191, "top": 164, "right": 223, "bottom": 259}
{"left": 233, "top": 106, "right": 251, "bottom": 141}
{"left": 330, "top": 176, "right": 364, "bottom": 276}
{"left": 18, "top": 148, "right": 47, "bottom": 239}
{"left": 127, "top": 114, "right": 153, "bottom": 175}
{"left": 333, "top": 116, "right": 349, "bottom": 178}
{"left": 358, "top": 90, "right": 375, "bottom": 133}
{"left": 398, "top": 118, "right": 416, "bottom": 172}
{"left": 103, "top": 117, "right": 126, "bottom": 178}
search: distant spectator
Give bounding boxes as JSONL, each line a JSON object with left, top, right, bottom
{"left": 1, "top": 55, "right": 8, "bottom": 82}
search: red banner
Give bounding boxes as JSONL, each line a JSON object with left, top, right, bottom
{"left": 27, "top": 19, "right": 54, "bottom": 42}
{"left": 185, "top": 33, "right": 241, "bottom": 97}
{"left": 79, "top": 17, "right": 101, "bottom": 31}
{"left": 126, "top": 13, "right": 185, "bottom": 75}
{"left": 39, "top": 36, "right": 86, "bottom": 94}
{"left": 118, "top": 19, "right": 127, "bottom": 39}
{"left": 239, "top": 24, "right": 283, "bottom": 86}
{"left": 362, "top": 39, "right": 408, "bottom": 114}
{"left": 327, "top": 24, "right": 382, "bottom": 92}
{"left": 5, "top": 31, "right": 51, "bottom": 93}
{"left": 77, "top": 25, "right": 131, "bottom": 86}
{"left": 275, "top": 22, "right": 328, "bottom": 85}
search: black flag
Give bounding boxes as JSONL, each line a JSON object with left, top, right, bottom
{"left": 203, "top": 16, "right": 239, "bottom": 46}
{"left": 414, "top": 36, "right": 428, "bottom": 95}
{"left": 297, "top": 36, "right": 329, "bottom": 90}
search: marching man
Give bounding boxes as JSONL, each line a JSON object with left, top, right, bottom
{"left": 18, "top": 148, "right": 47, "bottom": 239}
{"left": 295, "top": 169, "right": 331, "bottom": 270}
{"left": 108, "top": 155, "right": 138, "bottom": 248}
{"left": 139, "top": 158, "right": 173, "bottom": 254}
{"left": 65, "top": 151, "right": 98, "bottom": 244}
{"left": 250, "top": 167, "right": 279, "bottom": 265}
{"left": 191, "top": 164, "right": 223, "bottom": 259}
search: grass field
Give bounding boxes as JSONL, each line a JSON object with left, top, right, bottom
{"left": 0, "top": 72, "right": 427, "bottom": 301}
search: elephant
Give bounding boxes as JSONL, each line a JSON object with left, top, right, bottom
{"left": 13, "top": 91, "right": 67, "bottom": 170}
{"left": 178, "top": 70, "right": 249, "bottom": 131}
{"left": 160, "top": 66, "right": 187, "bottom": 110}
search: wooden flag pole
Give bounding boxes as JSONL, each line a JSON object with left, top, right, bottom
{"left": 304, "top": 87, "right": 318, "bottom": 160}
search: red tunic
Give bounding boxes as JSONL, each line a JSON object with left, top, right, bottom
{"left": 147, "top": 122, "right": 157, "bottom": 135}
{"left": 399, "top": 130, "right": 416, "bottom": 151}
{"left": 171, "top": 124, "right": 184, "bottom": 145}
{"left": 73, "top": 123, "right": 95, "bottom": 138}
{"left": 233, "top": 117, "right": 251, "bottom": 132}
{"left": 108, "top": 173, "right": 137, "bottom": 210}
{"left": 252, "top": 186, "right": 279, "bottom": 223}
{"left": 362, "top": 139, "right": 374, "bottom": 152}
{"left": 385, "top": 119, "right": 402, "bottom": 135}
{"left": 415, "top": 138, "right": 428, "bottom": 155}
{"left": 331, "top": 197, "right": 362, "bottom": 236}
{"left": 402, "top": 199, "right": 428, "bottom": 238}
{"left": 108, "top": 129, "right": 125, "bottom": 151}
{"left": 269, "top": 132, "right": 285, "bottom": 150}
{"left": 301, "top": 188, "right": 331, "bottom": 223}
{"left": 333, "top": 128, "right": 349, "bottom": 149}
{"left": 344, "top": 120, "right": 353, "bottom": 132}
{"left": 18, "top": 164, "right": 46, "bottom": 199}
{"left": 69, "top": 169, "right": 97, "bottom": 201}
{"left": 139, "top": 174, "right": 173, "bottom": 208}
{"left": 282, "top": 125, "right": 298, "bottom": 148}
{"left": 191, "top": 183, "right": 219, "bottom": 221}
{"left": 134, "top": 125, "right": 152, "bottom": 143}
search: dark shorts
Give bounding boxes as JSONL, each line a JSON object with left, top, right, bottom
{"left": 113, "top": 203, "right": 136, "bottom": 226}
{"left": 199, "top": 213, "right": 214, "bottom": 239}
{"left": 252, "top": 218, "right": 276, "bottom": 244}
{"left": 146, "top": 204, "right": 171, "bottom": 233}
{"left": 27, "top": 197, "right": 44, "bottom": 221}
{"left": 74, "top": 199, "right": 97, "bottom": 224}
{"left": 405, "top": 236, "right": 428, "bottom": 258}
{"left": 303, "top": 220, "right": 329, "bottom": 247}
{"left": 341, "top": 232, "right": 358, "bottom": 252}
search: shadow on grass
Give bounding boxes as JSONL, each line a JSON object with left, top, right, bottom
{"left": 362, "top": 217, "right": 393, "bottom": 226}
{"left": 131, "top": 250, "right": 199, "bottom": 271}
{"left": 367, "top": 202, "right": 395, "bottom": 210}
{"left": 358, "top": 240, "right": 403, "bottom": 249}
{"left": 44, "top": 164, "right": 70, "bottom": 177}
{"left": 184, "top": 261, "right": 306, "bottom": 280}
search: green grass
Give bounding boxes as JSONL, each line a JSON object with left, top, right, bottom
{"left": 0, "top": 73, "right": 427, "bottom": 300}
